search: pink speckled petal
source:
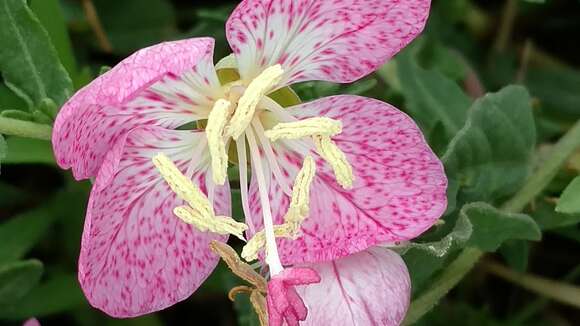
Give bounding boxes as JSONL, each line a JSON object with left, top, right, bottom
{"left": 267, "top": 268, "right": 321, "bottom": 326}
{"left": 226, "top": 0, "right": 430, "bottom": 85}
{"left": 53, "top": 37, "right": 222, "bottom": 181}
{"left": 79, "top": 126, "right": 230, "bottom": 317}
{"left": 249, "top": 95, "right": 447, "bottom": 264}
{"left": 22, "top": 319, "right": 40, "bottom": 326}
{"left": 297, "top": 247, "right": 411, "bottom": 326}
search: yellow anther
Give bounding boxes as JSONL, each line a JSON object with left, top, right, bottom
{"left": 226, "top": 65, "right": 284, "bottom": 139}
{"left": 206, "top": 99, "right": 232, "bottom": 185}
{"left": 264, "top": 117, "right": 342, "bottom": 142}
{"left": 174, "top": 206, "right": 247, "bottom": 241}
{"left": 313, "top": 135, "right": 354, "bottom": 189}
{"left": 285, "top": 156, "right": 316, "bottom": 224}
{"left": 152, "top": 153, "right": 213, "bottom": 215}
{"left": 153, "top": 153, "right": 248, "bottom": 239}
{"left": 241, "top": 157, "right": 316, "bottom": 262}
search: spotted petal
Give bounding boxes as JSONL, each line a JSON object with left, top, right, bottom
{"left": 53, "top": 37, "right": 222, "bottom": 180}
{"left": 79, "top": 126, "right": 230, "bottom": 317}
{"left": 226, "top": 0, "right": 430, "bottom": 85}
{"left": 297, "top": 248, "right": 411, "bottom": 326}
{"left": 249, "top": 95, "right": 447, "bottom": 264}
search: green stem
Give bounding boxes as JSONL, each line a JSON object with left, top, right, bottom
{"left": 404, "top": 119, "right": 580, "bottom": 324}
{"left": 511, "top": 264, "right": 580, "bottom": 323}
{"left": 0, "top": 116, "right": 52, "bottom": 140}
{"left": 484, "top": 261, "right": 580, "bottom": 308}
{"left": 502, "top": 120, "right": 580, "bottom": 214}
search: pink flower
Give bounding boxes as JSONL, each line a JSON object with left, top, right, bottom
{"left": 22, "top": 318, "right": 40, "bottom": 326}
{"left": 52, "top": 0, "right": 445, "bottom": 321}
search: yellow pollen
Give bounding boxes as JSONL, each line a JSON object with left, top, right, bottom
{"left": 226, "top": 64, "right": 284, "bottom": 140}
{"left": 206, "top": 99, "right": 232, "bottom": 185}
{"left": 265, "top": 118, "right": 354, "bottom": 189}
{"left": 153, "top": 153, "right": 248, "bottom": 239}
{"left": 313, "top": 135, "right": 354, "bottom": 189}
{"left": 174, "top": 206, "right": 247, "bottom": 241}
{"left": 264, "top": 117, "right": 342, "bottom": 141}
{"left": 241, "top": 156, "right": 316, "bottom": 262}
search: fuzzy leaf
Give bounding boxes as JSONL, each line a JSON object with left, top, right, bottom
{"left": 443, "top": 85, "right": 536, "bottom": 210}
{"left": 462, "top": 203, "right": 541, "bottom": 252}
{"left": 397, "top": 49, "right": 472, "bottom": 141}
{"left": 0, "top": 0, "right": 72, "bottom": 108}
{"left": 0, "top": 260, "right": 43, "bottom": 305}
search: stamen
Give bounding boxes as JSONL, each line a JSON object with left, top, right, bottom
{"left": 285, "top": 156, "right": 316, "bottom": 224}
{"left": 265, "top": 117, "right": 342, "bottom": 141}
{"left": 242, "top": 156, "right": 316, "bottom": 262}
{"left": 206, "top": 99, "right": 232, "bottom": 185}
{"left": 153, "top": 153, "right": 248, "bottom": 239}
{"left": 226, "top": 65, "right": 284, "bottom": 140}
{"left": 265, "top": 117, "right": 354, "bottom": 189}
{"left": 313, "top": 136, "right": 354, "bottom": 189}
{"left": 174, "top": 206, "right": 247, "bottom": 240}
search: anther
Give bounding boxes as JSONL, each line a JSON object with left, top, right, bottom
{"left": 153, "top": 154, "right": 248, "bottom": 239}
{"left": 206, "top": 99, "right": 232, "bottom": 185}
{"left": 226, "top": 65, "right": 284, "bottom": 140}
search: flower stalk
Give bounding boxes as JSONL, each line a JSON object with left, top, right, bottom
{"left": 0, "top": 116, "right": 52, "bottom": 140}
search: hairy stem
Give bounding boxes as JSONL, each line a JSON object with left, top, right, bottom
{"left": 0, "top": 116, "right": 52, "bottom": 140}
{"left": 404, "top": 119, "right": 580, "bottom": 324}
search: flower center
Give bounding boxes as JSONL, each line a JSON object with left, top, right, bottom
{"left": 206, "top": 65, "right": 284, "bottom": 185}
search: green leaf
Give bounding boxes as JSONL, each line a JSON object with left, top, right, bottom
{"left": 397, "top": 48, "right": 472, "bottom": 141}
{"left": 0, "top": 83, "right": 26, "bottom": 111}
{"left": 0, "top": 202, "right": 56, "bottom": 263}
{"left": 29, "top": 0, "right": 77, "bottom": 77}
{"left": 443, "top": 85, "right": 536, "bottom": 210}
{"left": 462, "top": 202, "right": 541, "bottom": 252}
{"left": 3, "top": 137, "right": 54, "bottom": 165}
{"left": 96, "top": 0, "right": 176, "bottom": 54}
{"left": 0, "top": 260, "right": 43, "bottom": 305}
{"left": 0, "top": 0, "right": 73, "bottom": 108}
{"left": 556, "top": 176, "right": 580, "bottom": 214}
{"left": 532, "top": 201, "right": 580, "bottom": 230}
{"left": 403, "top": 213, "right": 472, "bottom": 295}
{"left": 0, "top": 109, "right": 34, "bottom": 121}
{"left": 0, "top": 273, "right": 84, "bottom": 319}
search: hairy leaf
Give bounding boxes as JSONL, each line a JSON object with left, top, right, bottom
{"left": 462, "top": 203, "right": 541, "bottom": 252}
{"left": 0, "top": 0, "right": 72, "bottom": 108}
{"left": 443, "top": 85, "right": 536, "bottom": 211}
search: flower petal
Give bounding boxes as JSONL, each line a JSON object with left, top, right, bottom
{"left": 249, "top": 95, "right": 447, "bottom": 264}
{"left": 297, "top": 248, "right": 411, "bottom": 326}
{"left": 226, "top": 0, "right": 430, "bottom": 85}
{"left": 53, "top": 37, "right": 222, "bottom": 180}
{"left": 79, "top": 126, "right": 230, "bottom": 317}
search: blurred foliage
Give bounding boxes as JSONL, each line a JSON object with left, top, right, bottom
{"left": 0, "top": 0, "right": 580, "bottom": 325}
